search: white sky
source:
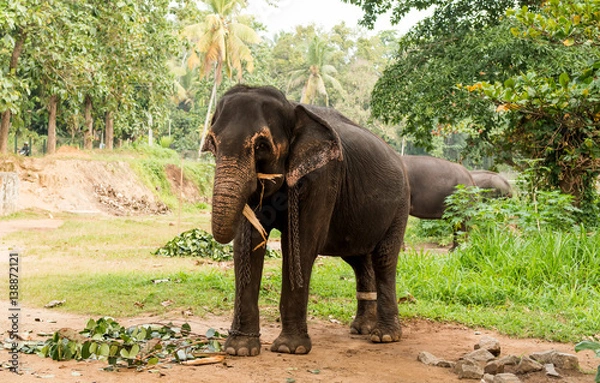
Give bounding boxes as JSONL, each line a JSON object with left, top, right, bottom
{"left": 246, "top": 0, "right": 432, "bottom": 36}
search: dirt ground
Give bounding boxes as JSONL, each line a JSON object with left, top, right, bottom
{"left": 1, "top": 152, "right": 598, "bottom": 382}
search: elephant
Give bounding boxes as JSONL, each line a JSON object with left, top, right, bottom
{"left": 400, "top": 155, "right": 475, "bottom": 249}
{"left": 202, "top": 85, "right": 410, "bottom": 356}
{"left": 470, "top": 170, "right": 513, "bottom": 198}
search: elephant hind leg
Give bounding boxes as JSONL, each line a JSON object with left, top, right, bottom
{"left": 370, "top": 217, "right": 405, "bottom": 343}
{"left": 343, "top": 255, "right": 378, "bottom": 335}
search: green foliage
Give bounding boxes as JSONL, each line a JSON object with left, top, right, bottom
{"left": 466, "top": 1, "right": 600, "bottom": 216}
{"left": 155, "top": 228, "right": 234, "bottom": 261}
{"left": 409, "top": 219, "right": 454, "bottom": 246}
{"left": 575, "top": 340, "right": 600, "bottom": 383}
{"left": 154, "top": 228, "right": 280, "bottom": 260}
{"left": 443, "top": 180, "right": 581, "bottom": 237}
{"left": 342, "top": 0, "right": 538, "bottom": 31}
{"left": 33, "top": 317, "right": 225, "bottom": 367}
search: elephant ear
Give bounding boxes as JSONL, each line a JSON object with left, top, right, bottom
{"left": 286, "top": 104, "right": 343, "bottom": 187}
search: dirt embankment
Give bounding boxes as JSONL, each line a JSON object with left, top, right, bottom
{"left": 1, "top": 149, "right": 204, "bottom": 215}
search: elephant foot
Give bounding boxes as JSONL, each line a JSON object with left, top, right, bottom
{"left": 270, "top": 333, "right": 312, "bottom": 354}
{"left": 350, "top": 315, "right": 377, "bottom": 335}
{"left": 370, "top": 322, "right": 402, "bottom": 343}
{"left": 224, "top": 333, "right": 261, "bottom": 356}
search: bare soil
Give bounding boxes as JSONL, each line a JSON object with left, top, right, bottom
{"left": 1, "top": 151, "right": 598, "bottom": 382}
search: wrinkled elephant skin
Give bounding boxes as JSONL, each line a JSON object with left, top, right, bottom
{"left": 202, "top": 85, "right": 410, "bottom": 356}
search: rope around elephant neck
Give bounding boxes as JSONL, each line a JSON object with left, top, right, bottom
{"left": 288, "top": 185, "right": 303, "bottom": 290}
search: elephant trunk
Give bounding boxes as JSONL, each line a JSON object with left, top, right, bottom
{"left": 211, "top": 160, "right": 255, "bottom": 244}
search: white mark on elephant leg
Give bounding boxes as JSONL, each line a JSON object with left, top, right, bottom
{"left": 356, "top": 292, "right": 377, "bottom": 300}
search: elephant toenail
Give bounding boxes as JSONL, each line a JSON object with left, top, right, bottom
{"left": 350, "top": 328, "right": 359, "bottom": 334}
{"left": 382, "top": 335, "right": 392, "bottom": 342}
{"left": 226, "top": 347, "right": 236, "bottom": 355}
{"left": 295, "top": 346, "right": 307, "bottom": 354}
{"left": 371, "top": 334, "right": 381, "bottom": 342}
{"left": 237, "top": 347, "right": 249, "bottom": 356}
{"left": 278, "top": 345, "right": 291, "bottom": 353}
{"left": 251, "top": 348, "right": 259, "bottom": 356}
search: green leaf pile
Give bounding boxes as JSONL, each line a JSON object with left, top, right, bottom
{"left": 154, "top": 228, "right": 280, "bottom": 261}
{"left": 31, "top": 317, "right": 224, "bottom": 367}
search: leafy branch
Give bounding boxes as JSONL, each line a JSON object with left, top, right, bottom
{"left": 154, "top": 228, "right": 280, "bottom": 260}
{"left": 29, "top": 317, "right": 226, "bottom": 368}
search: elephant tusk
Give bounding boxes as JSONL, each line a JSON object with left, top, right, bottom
{"left": 243, "top": 204, "right": 268, "bottom": 250}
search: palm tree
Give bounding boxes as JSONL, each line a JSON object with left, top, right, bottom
{"left": 287, "top": 36, "right": 344, "bottom": 106}
{"left": 183, "top": 0, "right": 261, "bottom": 154}
{"left": 169, "top": 57, "right": 200, "bottom": 112}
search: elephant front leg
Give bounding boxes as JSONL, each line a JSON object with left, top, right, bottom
{"left": 343, "top": 255, "right": 378, "bottom": 335}
{"left": 224, "top": 223, "right": 266, "bottom": 356}
{"left": 270, "top": 232, "right": 315, "bottom": 354}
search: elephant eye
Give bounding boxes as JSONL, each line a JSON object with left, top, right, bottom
{"left": 255, "top": 141, "right": 270, "bottom": 152}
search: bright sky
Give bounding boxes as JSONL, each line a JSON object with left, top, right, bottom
{"left": 246, "top": 0, "right": 432, "bottom": 36}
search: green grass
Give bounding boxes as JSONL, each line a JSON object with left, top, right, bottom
{"left": 2, "top": 211, "right": 598, "bottom": 343}
{"left": 395, "top": 227, "right": 600, "bottom": 342}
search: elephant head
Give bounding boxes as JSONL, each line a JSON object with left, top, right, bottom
{"left": 203, "top": 85, "right": 343, "bottom": 247}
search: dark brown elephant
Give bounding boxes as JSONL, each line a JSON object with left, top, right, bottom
{"left": 203, "top": 85, "right": 410, "bottom": 356}
{"left": 400, "top": 155, "right": 475, "bottom": 249}
{"left": 470, "top": 170, "right": 513, "bottom": 198}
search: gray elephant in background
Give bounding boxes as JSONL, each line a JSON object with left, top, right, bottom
{"left": 400, "top": 155, "right": 475, "bottom": 249}
{"left": 470, "top": 170, "right": 513, "bottom": 198}
{"left": 401, "top": 155, "right": 475, "bottom": 219}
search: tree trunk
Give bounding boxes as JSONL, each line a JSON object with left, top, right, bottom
{"left": 47, "top": 95, "right": 58, "bottom": 155}
{"left": 0, "top": 29, "right": 27, "bottom": 153}
{"left": 83, "top": 95, "right": 93, "bottom": 149}
{"left": 105, "top": 111, "right": 114, "bottom": 150}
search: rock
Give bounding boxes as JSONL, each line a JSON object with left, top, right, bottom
{"left": 551, "top": 352, "right": 579, "bottom": 370}
{"left": 493, "top": 373, "right": 522, "bottom": 383}
{"left": 530, "top": 350, "right": 556, "bottom": 364}
{"left": 462, "top": 348, "right": 496, "bottom": 362}
{"left": 516, "top": 356, "right": 543, "bottom": 374}
{"left": 417, "top": 351, "right": 439, "bottom": 366}
{"left": 437, "top": 359, "right": 456, "bottom": 368}
{"left": 482, "top": 373, "right": 495, "bottom": 383}
{"left": 475, "top": 336, "right": 501, "bottom": 357}
{"left": 544, "top": 363, "right": 561, "bottom": 378}
{"left": 458, "top": 363, "right": 485, "bottom": 379}
{"left": 484, "top": 360, "right": 505, "bottom": 374}
{"left": 455, "top": 358, "right": 480, "bottom": 374}
{"left": 497, "top": 355, "right": 520, "bottom": 366}
{"left": 530, "top": 350, "right": 579, "bottom": 370}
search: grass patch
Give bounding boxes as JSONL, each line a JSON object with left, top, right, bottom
{"left": 21, "top": 269, "right": 237, "bottom": 318}
{"left": 396, "top": 227, "right": 600, "bottom": 342}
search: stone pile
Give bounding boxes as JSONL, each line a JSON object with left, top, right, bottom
{"left": 94, "top": 183, "right": 169, "bottom": 216}
{"left": 418, "top": 335, "right": 580, "bottom": 382}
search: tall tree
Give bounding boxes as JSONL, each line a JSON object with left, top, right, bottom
{"left": 28, "top": 0, "right": 96, "bottom": 154}
{"left": 0, "top": 0, "right": 53, "bottom": 153}
{"left": 183, "top": 0, "right": 261, "bottom": 153}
